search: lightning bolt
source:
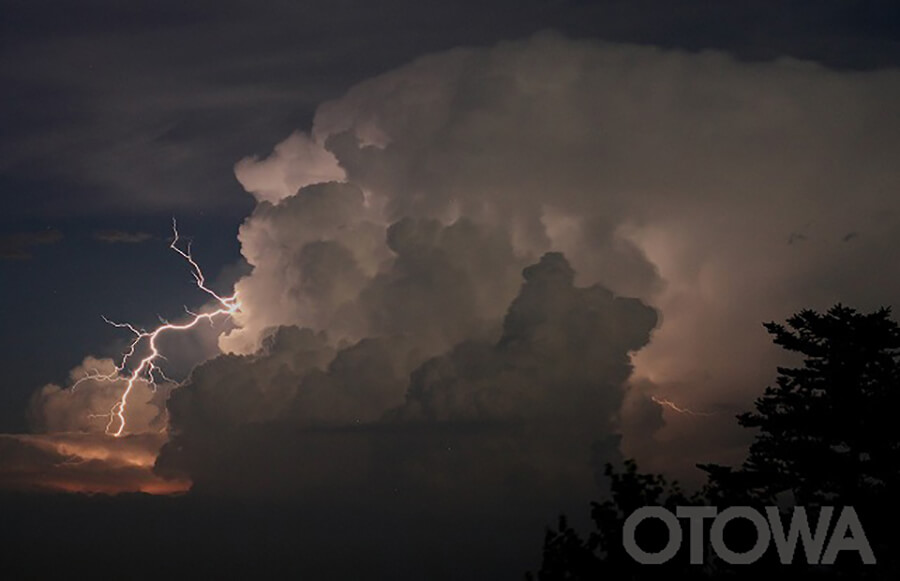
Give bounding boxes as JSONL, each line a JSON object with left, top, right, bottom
{"left": 651, "top": 395, "right": 715, "bottom": 417}
{"left": 73, "top": 219, "right": 239, "bottom": 437}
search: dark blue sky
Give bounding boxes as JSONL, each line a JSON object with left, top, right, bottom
{"left": 1, "top": 0, "right": 899, "bottom": 432}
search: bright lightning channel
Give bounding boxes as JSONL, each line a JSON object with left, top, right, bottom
{"left": 73, "top": 219, "right": 239, "bottom": 437}
{"left": 651, "top": 395, "right": 714, "bottom": 417}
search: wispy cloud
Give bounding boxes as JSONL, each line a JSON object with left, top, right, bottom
{"left": 92, "top": 229, "right": 152, "bottom": 244}
{"left": 0, "top": 229, "right": 62, "bottom": 260}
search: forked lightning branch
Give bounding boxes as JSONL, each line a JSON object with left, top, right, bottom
{"left": 72, "top": 220, "right": 240, "bottom": 437}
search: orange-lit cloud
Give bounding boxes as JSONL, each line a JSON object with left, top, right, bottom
{"left": 0, "top": 433, "right": 189, "bottom": 495}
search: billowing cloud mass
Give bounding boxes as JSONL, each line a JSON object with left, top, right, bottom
{"left": 234, "top": 131, "right": 346, "bottom": 204}
{"left": 158, "top": 253, "right": 656, "bottom": 495}
{"left": 29, "top": 357, "right": 172, "bottom": 435}
{"left": 156, "top": 251, "right": 656, "bottom": 577}
{"left": 217, "top": 33, "right": 900, "bottom": 482}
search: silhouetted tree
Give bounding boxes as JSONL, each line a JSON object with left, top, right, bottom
{"left": 706, "top": 304, "right": 900, "bottom": 506}
{"left": 532, "top": 305, "right": 900, "bottom": 579}
{"left": 701, "top": 304, "right": 900, "bottom": 576}
{"left": 529, "top": 460, "right": 697, "bottom": 580}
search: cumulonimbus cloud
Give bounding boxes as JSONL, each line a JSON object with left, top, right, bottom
{"left": 220, "top": 33, "right": 900, "bottom": 480}
{"left": 158, "top": 252, "right": 656, "bottom": 509}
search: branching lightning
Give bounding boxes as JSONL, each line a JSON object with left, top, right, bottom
{"left": 73, "top": 219, "right": 239, "bottom": 437}
{"left": 651, "top": 395, "right": 715, "bottom": 417}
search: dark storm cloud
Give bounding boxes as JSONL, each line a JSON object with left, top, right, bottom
{"left": 0, "top": 229, "right": 61, "bottom": 260}
{"left": 92, "top": 229, "right": 153, "bottom": 244}
{"left": 149, "top": 252, "right": 655, "bottom": 577}
{"left": 160, "top": 250, "right": 657, "bottom": 489}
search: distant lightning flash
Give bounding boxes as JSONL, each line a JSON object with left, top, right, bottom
{"left": 73, "top": 219, "right": 239, "bottom": 437}
{"left": 651, "top": 395, "right": 715, "bottom": 417}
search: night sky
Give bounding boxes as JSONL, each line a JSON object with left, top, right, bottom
{"left": 2, "top": 1, "right": 900, "bottom": 579}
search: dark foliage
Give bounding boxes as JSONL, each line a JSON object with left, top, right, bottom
{"left": 532, "top": 305, "right": 900, "bottom": 579}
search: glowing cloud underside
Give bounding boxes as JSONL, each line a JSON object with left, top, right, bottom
{"left": 73, "top": 219, "right": 240, "bottom": 437}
